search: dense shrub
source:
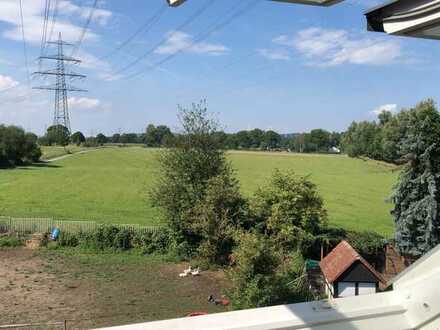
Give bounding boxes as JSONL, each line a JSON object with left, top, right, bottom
{"left": 250, "top": 170, "right": 327, "bottom": 252}
{"left": 346, "top": 231, "right": 386, "bottom": 256}
{"left": 132, "top": 229, "right": 173, "bottom": 254}
{"left": 0, "top": 125, "right": 41, "bottom": 167}
{"left": 0, "top": 236, "right": 24, "bottom": 247}
{"left": 228, "top": 232, "right": 312, "bottom": 309}
{"left": 58, "top": 226, "right": 172, "bottom": 253}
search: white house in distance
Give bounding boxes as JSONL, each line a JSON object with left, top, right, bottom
{"left": 319, "top": 241, "right": 386, "bottom": 299}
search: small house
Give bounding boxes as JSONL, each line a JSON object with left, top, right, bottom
{"left": 320, "top": 240, "right": 386, "bottom": 299}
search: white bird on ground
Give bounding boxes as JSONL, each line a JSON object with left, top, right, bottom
{"left": 191, "top": 268, "right": 200, "bottom": 276}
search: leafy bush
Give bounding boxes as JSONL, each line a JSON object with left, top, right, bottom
{"left": 59, "top": 232, "right": 80, "bottom": 247}
{"left": 0, "top": 236, "right": 24, "bottom": 248}
{"left": 189, "top": 171, "right": 249, "bottom": 264}
{"left": 250, "top": 170, "right": 327, "bottom": 252}
{"left": 228, "top": 232, "right": 312, "bottom": 309}
{"left": 132, "top": 229, "right": 172, "bottom": 254}
{"left": 0, "top": 125, "right": 41, "bottom": 166}
{"left": 346, "top": 231, "right": 386, "bottom": 256}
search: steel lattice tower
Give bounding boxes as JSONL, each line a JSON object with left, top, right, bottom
{"left": 33, "top": 33, "right": 87, "bottom": 134}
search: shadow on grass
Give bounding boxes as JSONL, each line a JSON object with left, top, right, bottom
{"left": 0, "top": 162, "right": 62, "bottom": 170}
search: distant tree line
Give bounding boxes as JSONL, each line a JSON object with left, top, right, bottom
{"left": 340, "top": 105, "right": 435, "bottom": 164}
{"left": 0, "top": 125, "right": 41, "bottom": 167}
{"left": 60, "top": 125, "right": 342, "bottom": 153}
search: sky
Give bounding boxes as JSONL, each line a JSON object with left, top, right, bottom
{"left": 0, "top": 0, "right": 439, "bottom": 136}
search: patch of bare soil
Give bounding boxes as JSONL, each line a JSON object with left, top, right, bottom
{"left": 0, "top": 249, "right": 228, "bottom": 329}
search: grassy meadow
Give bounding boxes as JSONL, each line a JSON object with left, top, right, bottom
{"left": 0, "top": 147, "right": 398, "bottom": 236}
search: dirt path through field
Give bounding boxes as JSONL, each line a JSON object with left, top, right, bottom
{"left": 46, "top": 148, "right": 102, "bottom": 163}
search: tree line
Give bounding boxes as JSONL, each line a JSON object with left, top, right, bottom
{"left": 42, "top": 124, "right": 343, "bottom": 154}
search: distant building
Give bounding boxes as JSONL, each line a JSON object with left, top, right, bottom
{"left": 330, "top": 146, "right": 341, "bottom": 154}
{"left": 320, "top": 240, "right": 386, "bottom": 299}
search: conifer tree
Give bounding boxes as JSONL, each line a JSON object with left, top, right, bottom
{"left": 392, "top": 99, "right": 440, "bottom": 256}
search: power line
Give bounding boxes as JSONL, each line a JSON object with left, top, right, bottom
{"left": 18, "top": 0, "right": 31, "bottom": 87}
{"left": 71, "top": 0, "right": 98, "bottom": 57}
{"left": 112, "top": 0, "right": 217, "bottom": 76}
{"left": 99, "top": 3, "right": 168, "bottom": 61}
{"left": 125, "top": 0, "right": 261, "bottom": 80}
{"left": 47, "top": 0, "right": 60, "bottom": 43}
{"left": 40, "top": 0, "right": 51, "bottom": 56}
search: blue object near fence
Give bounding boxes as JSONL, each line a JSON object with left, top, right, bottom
{"left": 51, "top": 227, "right": 60, "bottom": 240}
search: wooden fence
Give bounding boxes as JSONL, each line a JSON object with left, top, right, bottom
{"left": 0, "top": 216, "right": 160, "bottom": 235}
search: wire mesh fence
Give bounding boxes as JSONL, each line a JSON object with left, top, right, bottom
{"left": 0, "top": 216, "right": 160, "bottom": 235}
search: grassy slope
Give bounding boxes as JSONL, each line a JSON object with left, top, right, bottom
{"left": 0, "top": 147, "right": 163, "bottom": 226}
{"left": 229, "top": 151, "right": 397, "bottom": 236}
{"left": 0, "top": 147, "right": 398, "bottom": 235}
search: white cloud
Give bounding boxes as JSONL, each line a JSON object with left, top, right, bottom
{"left": 371, "top": 104, "right": 398, "bottom": 115}
{"left": 0, "top": 0, "right": 111, "bottom": 44}
{"left": 0, "top": 74, "right": 19, "bottom": 90}
{"left": 258, "top": 48, "right": 290, "bottom": 61}
{"left": 155, "top": 31, "right": 228, "bottom": 56}
{"left": 68, "top": 97, "right": 101, "bottom": 109}
{"left": 275, "top": 27, "right": 402, "bottom": 67}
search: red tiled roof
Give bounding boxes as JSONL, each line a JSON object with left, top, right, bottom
{"left": 319, "top": 240, "right": 386, "bottom": 284}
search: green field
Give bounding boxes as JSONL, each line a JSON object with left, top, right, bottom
{"left": 0, "top": 147, "right": 398, "bottom": 235}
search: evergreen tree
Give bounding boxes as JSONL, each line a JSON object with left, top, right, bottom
{"left": 392, "top": 99, "right": 440, "bottom": 256}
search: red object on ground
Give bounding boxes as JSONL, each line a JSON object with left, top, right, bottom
{"left": 220, "top": 299, "right": 230, "bottom": 306}
{"left": 187, "top": 312, "right": 209, "bottom": 317}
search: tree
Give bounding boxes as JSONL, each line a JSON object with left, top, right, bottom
{"left": 309, "top": 129, "right": 331, "bottom": 152}
{"left": 0, "top": 125, "right": 41, "bottom": 166}
{"left": 111, "top": 133, "right": 121, "bottom": 143}
{"left": 45, "top": 125, "right": 70, "bottom": 146}
{"left": 236, "top": 131, "right": 251, "bottom": 149}
{"left": 341, "top": 121, "right": 382, "bottom": 159}
{"left": 71, "top": 131, "right": 85, "bottom": 146}
{"left": 150, "top": 100, "right": 237, "bottom": 257}
{"left": 96, "top": 133, "right": 108, "bottom": 145}
{"left": 250, "top": 170, "right": 327, "bottom": 251}
{"left": 263, "top": 130, "right": 281, "bottom": 150}
{"left": 392, "top": 99, "right": 440, "bottom": 256}
{"left": 144, "top": 124, "right": 174, "bottom": 147}
{"left": 190, "top": 171, "right": 248, "bottom": 264}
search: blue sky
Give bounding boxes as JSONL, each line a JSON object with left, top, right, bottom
{"left": 0, "top": 0, "right": 439, "bottom": 136}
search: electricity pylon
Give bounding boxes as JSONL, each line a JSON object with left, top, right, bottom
{"left": 33, "top": 33, "right": 87, "bottom": 134}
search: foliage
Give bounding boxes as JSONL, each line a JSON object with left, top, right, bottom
{"left": 342, "top": 121, "right": 383, "bottom": 159}
{"left": 228, "top": 232, "right": 312, "bottom": 309}
{"left": 144, "top": 124, "right": 174, "bottom": 147}
{"left": 150, "top": 100, "right": 234, "bottom": 258}
{"left": 71, "top": 131, "right": 86, "bottom": 146}
{"left": 0, "top": 235, "right": 24, "bottom": 247}
{"left": 392, "top": 99, "right": 440, "bottom": 256}
{"left": 189, "top": 170, "right": 249, "bottom": 264}
{"left": 44, "top": 125, "right": 70, "bottom": 147}
{"left": 132, "top": 229, "right": 173, "bottom": 254}
{"left": 83, "top": 137, "right": 99, "bottom": 147}
{"left": 0, "top": 125, "right": 42, "bottom": 167}
{"left": 96, "top": 133, "right": 108, "bottom": 145}
{"left": 250, "top": 170, "right": 327, "bottom": 251}
{"left": 345, "top": 230, "right": 385, "bottom": 256}
{"left": 58, "top": 226, "right": 173, "bottom": 254}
